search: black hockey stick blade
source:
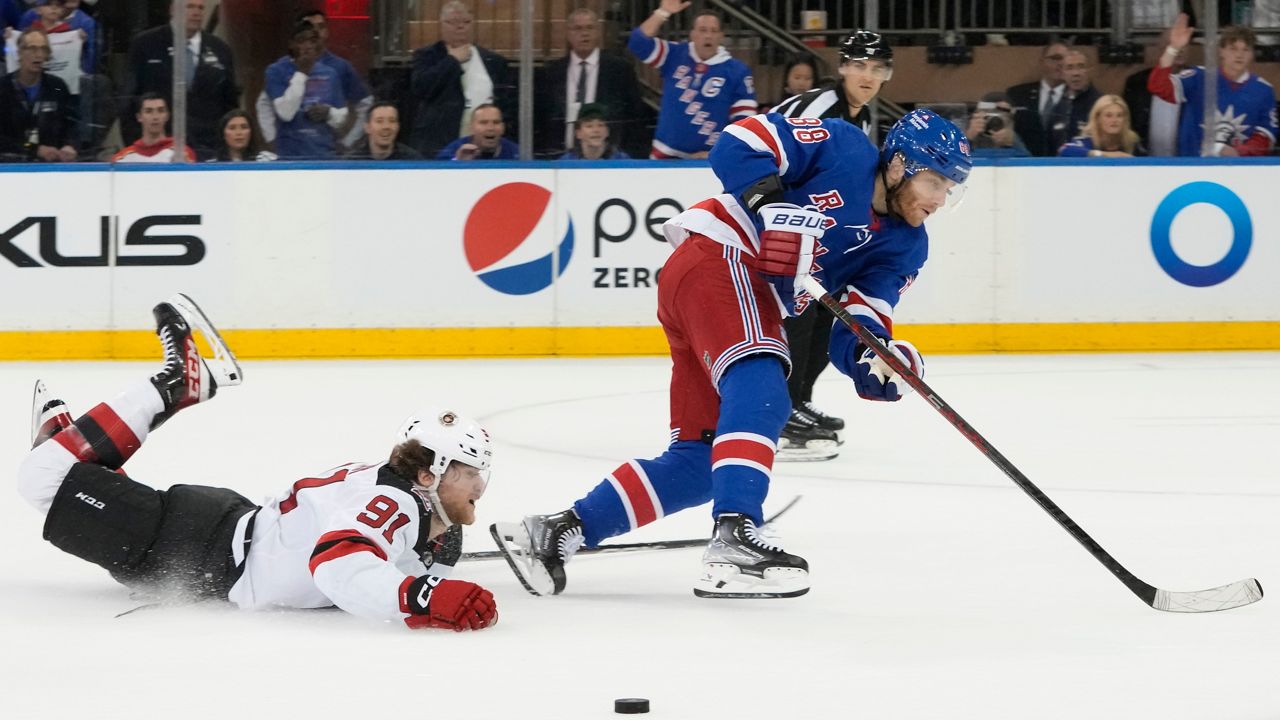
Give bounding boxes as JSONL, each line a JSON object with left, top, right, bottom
{"left": 465, "top": 494, "right": 802, "bottom": 562}
{"left": 799, "top": 275, "right": 1262, "bottom": 613}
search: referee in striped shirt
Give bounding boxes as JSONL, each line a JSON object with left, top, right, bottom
{"left": 771, "top": 30, "right": 894, "bottom": 448}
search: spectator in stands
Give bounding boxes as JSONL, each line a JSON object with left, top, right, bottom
{"left": 560, "top": 103, "right": 629, "bottom": 159}
{"left": 345, "top": 100, "right": 422, "bottom": 160}
{"left": 18, "top": 1, "right": 91, "bottom": 74}
{"left": 1149, "top": 14, "right": 1277, "bottom": 156}
{"left": 123, "top": 0, "right": 237, "bottom": 159}
{"left": 630, "top": 1, "right": 755, "bottom": 159}
{"left": 534, "top": 7, "right": 644, "bottom": 158}
{"left": 1058, "top": 94, "right": 1146, "bottom": 157}
{"left": 758, "top": 55, "right": 817, "bottom": 114}
{"left": 0, "top": 27, "right": 75, "bottom": 161}
{"left": 1122, "top": 29, "right": 1183, "bottom": 156}
{"left": 210, "top": 108, "right": 275, "bottom": 162}
{"left": 437, "top": 102, "right": 517, "bottom": 160}
{"left": 300, "top": 8, "right": 371, "bottom": 152}
{"left": 773, "top": 31, "right": 891, "bottom": 134}
{"left": 112, "top": 92, "right": 195, "bottom": 162}
{"left": 410, "top": 1, "right": 515, "bottom": 158}
{"left": 1007, "top": 41, "right": 1068, "bottom": 156}
{"left": 1046, "top": 49, "right": 1100, "bottom": 153}
{"left": 265, "top": 20, "right": 347, "bottom": 160}
{"left": 965, "top": 91, "right": 1030, "bottom": 157}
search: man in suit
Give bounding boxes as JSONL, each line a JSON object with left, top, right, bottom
{"left": 121, "top": 0, "right": 238, "bottom": 159}
{"left": 1046, "top": 49, "right": 1100, "bottom": 152}
{"left": 1006, "top": 41, "right": 1068, "bottom": 156}
{"left": 533, "top": 7, "right": 645, "bottom": 159}
{"left": 409, "top": 0, "right": 515, "bottom": 159}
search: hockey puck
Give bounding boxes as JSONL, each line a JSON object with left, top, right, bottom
{"left": 614, "top": 698, "right": 650, "bottom": 714}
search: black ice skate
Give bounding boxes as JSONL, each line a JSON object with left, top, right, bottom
{"left": 30, "top": 379, "right": 72, "bottom": 448}
{"left": 776, "top": 409, "right": 840, "bottom": 462}
{"left": 694, "top": 513, "right": 809, "bottom": 598}
{"left": 797, "top": 400, "right": 845, "bottom": 431}
{"left": 489, "top": 509, "right": 584, "bottom": 596}
{"left": 148, "top": 294, "right": 243, "bottom": 430}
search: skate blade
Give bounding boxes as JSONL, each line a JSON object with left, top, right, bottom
{"left": 489, "top": 522, "right": 556, "bottom": 597}
{"left": 167, "top": 293, "right": 243, "bottom": 387}
{"left": 775, "top": 446, "right": 839, "bottom": 462}
{"left": 693, "top": 564, "right": 810, "bottom": 599}
{"left": 30, "top": 379, "right": 72, "bottom": 447}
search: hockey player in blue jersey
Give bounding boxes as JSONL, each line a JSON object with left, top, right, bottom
{"left": 1148, "top": 14, "right": 1277, "bottom": 156}
{"left": 629, "top": 1, "right": 756, "bottom": 159}
{"left": 492, "top": 109, "right": 972, "bottom": 600}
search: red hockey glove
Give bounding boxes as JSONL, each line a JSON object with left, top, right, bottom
{"left": 402, "top": 576, "right": 498, "bottom": 631}
{"left": 852, "top": 338, "right": 923, "bottom": 402}
{"left": 757, "top": 204, "right": 828, "bottom": 315}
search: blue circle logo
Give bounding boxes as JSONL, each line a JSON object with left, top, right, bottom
{"left": 1150, "top": 182, "right": 1252, "bottom": 287}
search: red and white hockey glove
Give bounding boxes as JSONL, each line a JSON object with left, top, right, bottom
{"left": 402, "top": 576, "right": 498, "bottom": 631}
{"left": 852, "top": 338, "right": 923, "bottom": 402}
{"left": 757, "top": 203, "right": 827, "bottom": 316}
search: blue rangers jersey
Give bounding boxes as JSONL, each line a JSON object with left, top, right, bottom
{"left": 664, "top": 113, "right": 923, "bottom": 349}
{"left": 816, "top": 212, "right": 928, "bottom": 380}
{"left": 1168, "top": 67, "right": 1278, "bottom": 155}
{"left": 629, "top": 28, "right": 756, "bottom": 158}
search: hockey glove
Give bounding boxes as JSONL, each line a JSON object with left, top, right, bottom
{"left": 757, "top": 204, "right": 828, "bottom": 316}
{"left": 852, "top": 339, "right": 923, "bottom": 402}
{"left": 402, "top": 576, "right": 498, "bottom": 631}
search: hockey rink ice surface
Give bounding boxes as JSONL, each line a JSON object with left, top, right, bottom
{"left": 2, "top": 352, "right": 1278, "bottom": 719}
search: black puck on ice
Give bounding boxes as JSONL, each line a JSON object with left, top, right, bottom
{"left": 614, "top": 697, "right": 650, "bottom": 714}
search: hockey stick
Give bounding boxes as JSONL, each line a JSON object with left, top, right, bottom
{"left": 801, "top": 275, "right": 1262, "bottom": 613}
{"left": 463, "top": 494, "right": 803, "bottom": 562}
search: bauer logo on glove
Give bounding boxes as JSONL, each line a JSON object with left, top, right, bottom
{"left": 757, "top": 203, "right": 829, "bottom": 317}
{"left": 852, "top": 338, "right": 924, "bottom": 402}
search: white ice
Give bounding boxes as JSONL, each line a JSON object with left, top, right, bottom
{"left": 1, "top": 352, "right": 1278, "bottom": 719}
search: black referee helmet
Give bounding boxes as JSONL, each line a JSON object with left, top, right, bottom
{"left": 839, "top": 30, "right": 894, "bottom": 65}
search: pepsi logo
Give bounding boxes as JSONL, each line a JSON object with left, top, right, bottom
{"left": 463, "top": 183, "right": 573, "bottom": 295}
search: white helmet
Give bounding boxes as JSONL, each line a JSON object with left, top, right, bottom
{"left": 394, "top": 407, "right": 492, "bottom": 479}
{"left": 394, "top": 407, "right": 492, "bottom": 528}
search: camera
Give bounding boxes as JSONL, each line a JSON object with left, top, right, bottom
{"left": 983, "top": 114, "right": 1006, "bottom": 134}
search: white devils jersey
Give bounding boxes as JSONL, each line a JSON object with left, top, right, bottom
{"left": 228, "top": 462, "right": 452, "bottom": 624}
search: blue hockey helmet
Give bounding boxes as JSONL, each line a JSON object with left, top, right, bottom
{"left": 880, "top": 109, "right": 973, "bottom": 186}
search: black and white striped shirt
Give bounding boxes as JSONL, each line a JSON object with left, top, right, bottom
{"left": 771, "top": 82, "right": 872, "bottom": 135}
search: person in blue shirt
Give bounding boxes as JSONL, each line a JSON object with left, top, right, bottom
{"left": 436, "top": 103, "right": 518, "bottom": 160}
{"left": 559, "top": 102, "right": 629, "bottom": 159}
{"left": 265, "top": 21, "right": 348, "bottom": 159}
{"left": 299, "top": 9, "right": 371, "bottom": 151}
{"left": 492, "top": 110, "right": 972, "bottom": 600}
{"left": 629, "top": 1, "right": 756, "bottom": 158}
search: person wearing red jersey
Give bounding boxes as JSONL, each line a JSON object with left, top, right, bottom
{"left": 111, "top": 92, "right": 196, "bottom": 163}
{"left": 19, "top": 294, "right": 497, "bottom": 631}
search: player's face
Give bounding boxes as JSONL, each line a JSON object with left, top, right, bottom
{"left": 895, "top": 169, "right": 955, "bottom": 227}
{"left": 840, "top": 59, "right": 890, "bottom": 107}
{"left": 689, "top": 16, "right": 722, "bottom": 58}
{"left": 436, "top": 464, "right": 488, "bottom": 526}
{"left": 223, "top": 116, "right": 251, "bottom": 151}
{"left": 575, "top": 118, "right": 609, "bottom": 148}
{"left": 1219, "top": 40, "right": 1252, "bottom": 77}
{"left": 471, "top": 107, "right": 504, "bottom": 149}
{"left": 1098, "top": 104, "right": 1126, "bottom": 136}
